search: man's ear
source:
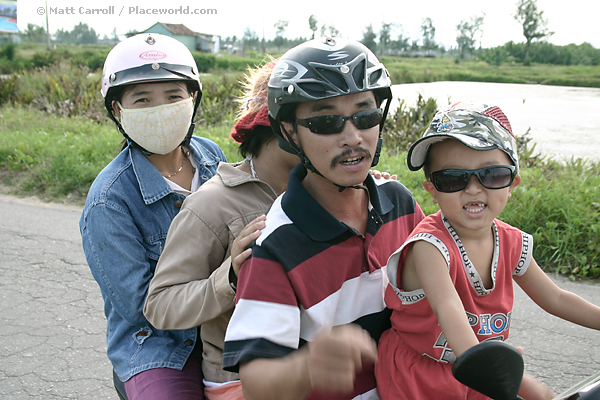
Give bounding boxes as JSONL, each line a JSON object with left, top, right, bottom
{"left": 423, "top": 180, "right": 439, "bottom": 204}
{"left": 280, "top": 121, "right": 298, "bottom": 146}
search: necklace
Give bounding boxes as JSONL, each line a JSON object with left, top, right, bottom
{"left": 163, "top": 147, "right": 190, "bottom": 179}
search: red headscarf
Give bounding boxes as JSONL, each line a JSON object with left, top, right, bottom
{"left": 229, "top": 58, "right": 279, "bottom": 144}
{"left": 229, "top": 106, "right": 270, "bottom": 144}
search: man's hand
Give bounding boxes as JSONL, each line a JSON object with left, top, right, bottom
{"left": 305, "top": 324, "right": 377, "bottom": 395}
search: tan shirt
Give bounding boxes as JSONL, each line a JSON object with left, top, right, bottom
{"left": 144, "top": 162, "right": 277, "bottom": 383}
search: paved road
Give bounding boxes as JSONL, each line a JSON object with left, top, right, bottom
{"left": 0, "top": 195, "right": 114, "bottom": 399}
{"left": 1, "top": 193, "right": 600, "bottom": 399}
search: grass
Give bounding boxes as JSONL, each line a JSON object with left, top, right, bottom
{"left": 0, "top": 106, "right": 243, "bottom": 203}
{"left": 0, "top": 107, "right": 121, "bottom": 202}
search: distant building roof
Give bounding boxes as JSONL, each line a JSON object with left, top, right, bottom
{"left": 159, "top": 23, "right": 198, "bottom": 37}
{"left": 143, "top": 22, "right": 217, "bottom": 39}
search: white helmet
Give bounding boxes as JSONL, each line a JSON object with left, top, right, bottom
{"left": 101, "top": 33, "right": 202, "bottom": 148}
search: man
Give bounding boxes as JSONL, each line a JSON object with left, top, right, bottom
{"left": 222, "top": 38, "right": 425, "bottom": 400}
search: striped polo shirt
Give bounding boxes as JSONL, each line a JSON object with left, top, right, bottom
{"left": 223, "top": 164, "right": 424, "bottom": 400}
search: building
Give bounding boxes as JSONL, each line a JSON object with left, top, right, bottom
{"left": 141, "top": 22, "right": 220, "bottom": 54}
{"left": 0, "top": 0, "right": 19, "bottom": 44}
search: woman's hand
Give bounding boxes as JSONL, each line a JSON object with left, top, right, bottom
{"left": 369, "top": 169, "right": 397, "bottom": 180}
{"left": 231, "top": 215, "right": 266, "bottom": 276}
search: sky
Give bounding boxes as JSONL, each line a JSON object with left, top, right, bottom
{"left": 14, "top": 0, "right": 600, "bottom": 49}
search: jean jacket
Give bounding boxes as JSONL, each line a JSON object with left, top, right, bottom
{"left": 79, "top": 136, "right": 225, "bottom": 381}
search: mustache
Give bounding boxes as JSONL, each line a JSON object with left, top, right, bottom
{"left": 330, "top": 147, "right": 372, "bottom": 169}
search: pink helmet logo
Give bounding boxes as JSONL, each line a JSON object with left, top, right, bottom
{"left": 139, "top": 51, "right": 167, "bottom": 60}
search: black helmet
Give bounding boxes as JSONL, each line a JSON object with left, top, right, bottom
{"left": 267, "top": 37, "right": 392, "bottom": 167}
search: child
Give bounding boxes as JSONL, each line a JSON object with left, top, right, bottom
{"left": 375, "top": 102, "right": 600, "bottom": 400}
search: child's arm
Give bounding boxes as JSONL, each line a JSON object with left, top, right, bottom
{"left": 514, "top": 258, "right": 600, "bottom": 330}
{"left": 520, "top": 372, "right": 556, "bottom": 400}
{"left": 410, "top": 241, "right": 479, "bottom": 357}
{"left": 411, "top": 243, "right": 555, "bottom": 398}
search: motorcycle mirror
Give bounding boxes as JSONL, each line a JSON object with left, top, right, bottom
{"left": 452, "top": 341, "right": 524, "bottom": 400}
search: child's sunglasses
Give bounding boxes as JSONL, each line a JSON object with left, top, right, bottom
{"left": 430, "top": 165, "right": 516, "bottom": 193}
{"left": 295, "top": 108, "right": 383, "bottom": 135}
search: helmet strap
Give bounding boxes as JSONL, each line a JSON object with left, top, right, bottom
{"left": 372, "top": 136, "right": 383, "bottom": 167}
{"left": 180, "top": 91, "right": 201, "bottom": 147}
{"left": 371, "top": 97, "right": 391, "bottom": 167}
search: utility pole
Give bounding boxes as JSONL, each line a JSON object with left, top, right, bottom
{"left": 261, "top": 23, "right": 266, "bottom": 55}
{"left": 45, "top": 0, "right": 51, "bottom": 51}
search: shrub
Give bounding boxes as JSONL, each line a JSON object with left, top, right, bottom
{"left": 195, "top": 74, "right": 242, "bottom": 127}
{"left": 382, "top": 94, "right": 439, "bottom": 154}
{"left": 0, "top": 74, "right": 18, "bottom": 105}
{"left": 15, "top": 62, "right": 105, "bottom": 121}
{"left": 503, "top": 159, "right": 600, "bottom": 279}
{"left": 30, "top": 50, "right": 60, "bottom": 68}
{"left": 193, "top": 53, "right": 216, "bottom": 72}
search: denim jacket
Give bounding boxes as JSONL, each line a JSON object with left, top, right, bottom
{"left": 79, "top": 136, "right": 226, "bottom": 381}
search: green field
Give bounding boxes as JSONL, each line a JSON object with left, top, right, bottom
{"left": 383, "top": 56, "right": 600, "bottom": 88}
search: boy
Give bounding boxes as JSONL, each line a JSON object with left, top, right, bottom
{"left": 375, "top": 102, "right": 600, "bottom": 399}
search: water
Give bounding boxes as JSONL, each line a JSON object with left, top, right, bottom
{"left": 391, "top": 81, "right": 600, "bottom": 162}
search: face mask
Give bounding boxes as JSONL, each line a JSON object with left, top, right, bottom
{"left": 118, "top": 97, "right": 194, "bottom": 154}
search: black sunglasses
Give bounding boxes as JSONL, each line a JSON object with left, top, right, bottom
{"left": 430, "top": 165, "right": 517, "bottom": 193}
{"left": 295, "top": 108, "right": 382, "bottom": 135}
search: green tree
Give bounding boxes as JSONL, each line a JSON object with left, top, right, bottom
{"left": 514, "top": 0, "right": 553, "bottom": 65}
{"left": 421, "top": 18, "right": 437, "bottom": 51}
{"left": 361, "top": 24, "right": 377, "bottom": 53}
{"left": 21, "top": 23, "right": 46, "bottom": 43}
{"left": 309, "top": 15, "right": 318, "bottom": 40}
{"left": 379, "top": 23, "right": 392, "bottom": 55}
{"left": 388, "top": 25, "right": 410, "bottom": 54}
{"left": 241, "top": 27, "right": 259, "bottom": 55}
{"left": 273, "top": 20, "right": 289, "bottom": 50}
{"left": 55, "top": 23, "right": 98, "bottom": 44}
{"left": 456, "top": 14, "right": 484, "bottom": 59}
{"left": 72, "top": 22, "right": 98, "bottom": 44}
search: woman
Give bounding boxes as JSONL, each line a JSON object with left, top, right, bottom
{"left": 79, "top": 33, "right": 226, "bottom": 400}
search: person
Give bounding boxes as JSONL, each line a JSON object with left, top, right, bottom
{"left": 220, "top": 37, "right": 425, "bottom": 400}
{"left": 375, "top": 102, "right": 600, "bottom": 400}
{"left": 79, "top": 33, "right": 226, "bottom": 400}
{"left": 143, "top": 58, "right": 299, "bottom": 400}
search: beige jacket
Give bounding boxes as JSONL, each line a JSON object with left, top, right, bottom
{"left": 144, "top": 162, "right": 277, "bottom": 383}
